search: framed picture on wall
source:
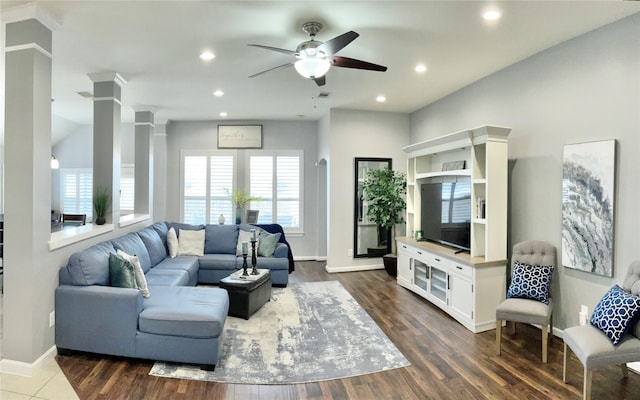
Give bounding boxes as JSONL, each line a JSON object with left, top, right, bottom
{"left": 217, "top": 125, "right": 263, "bottom": 149}
{"left": 561, "top": 139, "right": 616, "bottom": 277}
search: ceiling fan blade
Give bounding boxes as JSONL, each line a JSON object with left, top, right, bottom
{"left": 331, "top": 56, "right": 387, "bottom": 72}
{"left": 249, "top": 62, "right": 294, "bottom": 78}
{"left": 248, "top": 44, "right": 296, "bottom": 55}
{"left": 317, "top": 31, "right": 359, "bottom": 56}
{"left": 313, "top": 76, "right": 326, "bottom": 86}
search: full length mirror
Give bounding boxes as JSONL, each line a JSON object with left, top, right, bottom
{"left": 354, "top": 157, "right": 392, "bottom": 258}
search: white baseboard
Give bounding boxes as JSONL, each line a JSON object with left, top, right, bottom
{"left": 325, "top": 264, "right": 384, "bottom": 273}
{"left": 0, "top": 345, "right": 57, "bottom": 377}
{"left": 293, "top": 256, "right": 327, "bottom": 261}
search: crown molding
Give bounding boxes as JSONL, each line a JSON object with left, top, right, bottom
{"left": 87, "top": 72, "right": 127, "bottom": 86}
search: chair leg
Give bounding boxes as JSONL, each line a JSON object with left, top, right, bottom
{"left": 542, "top": 325, "right": 548, "bottom": 363}
{"left": 620, "top": 364, "right": 629, "bottom": 378}
{"left": 512, "top": 321, "right": 517, "bottom": 334}
{"left": 496, "top": 320, "right": 502, "bottom": 355}
{"left": 583, "top": 368, "right": 592, "bottom": 400}
{"left": 563, "top": 342, "right": 568, "bottom": 383}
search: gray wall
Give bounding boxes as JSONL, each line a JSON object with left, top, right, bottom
{"left": 409, "top": 14, "right": 640, "bottom": 330}
{"left": 164, "top": 120, "right": 321, "bottom": 258}
{"left": 326, "top": 109, "right": 410, "bottom": 271}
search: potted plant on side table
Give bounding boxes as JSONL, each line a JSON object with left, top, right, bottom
{"left": 362, "top": 167, "right": 407, "bottom": 276}
{"left": 230, "top": 190, "right": 262, "bottom": 224}
{"left": 93, "top": 187, "right": 111, "bottom": 225}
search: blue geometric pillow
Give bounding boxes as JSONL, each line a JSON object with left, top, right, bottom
{"left": 590, "top": 285, "right": 640, "bottom": 345}
{"left": 506, "top": 261, "right": 554, "bottom": 304}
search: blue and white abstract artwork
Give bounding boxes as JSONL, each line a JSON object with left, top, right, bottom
{"left": 562, "top": 140, "right": 615, "bottom": 277}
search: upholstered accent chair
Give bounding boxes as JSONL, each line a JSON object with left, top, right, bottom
{"left": 495, "top": 240, "right": 556, "bottom": 363}
{"left": 563, "top": 260, "right": 640, "bottom": 400}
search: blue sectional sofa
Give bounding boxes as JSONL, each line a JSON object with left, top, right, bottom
{"left": 55, "top": 221, "right": 292, "bottom": 368}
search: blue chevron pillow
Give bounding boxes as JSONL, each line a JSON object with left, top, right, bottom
{"left": 506, "top": 261, "right": 554, "bottom": 304}
{"left": 590, "top": 285, "right": 640, "bottom": 345}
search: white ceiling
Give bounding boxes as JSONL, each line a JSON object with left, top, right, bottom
{"left": 2, "top": 1, "right": 639, "bottom": 141}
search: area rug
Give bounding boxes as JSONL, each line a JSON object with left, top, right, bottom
{"left": 149, "top": 281, "right": 410, "bottom": 384}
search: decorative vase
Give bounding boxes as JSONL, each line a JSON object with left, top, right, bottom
{"left": 383, "top": 254, "right": 397, "bottom": 277}
{"left": 235, "top": 207, "right": 242, "bottom": 224}
{"left": 95, "top": 216, "right": 106, "bottom": 225}
{"left": 218, "top": 214, "right": 225, "bottom": 225}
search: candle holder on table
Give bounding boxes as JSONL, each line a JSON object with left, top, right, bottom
{"left": 241, "top": 241, "right": 249, "bottom": 276}
{"left": 250, "top": 238, "right": 259, "bottom": 275}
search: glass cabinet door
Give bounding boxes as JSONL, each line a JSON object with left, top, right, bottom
{"left": 414, "top": 259, "right": 429, "bottom": 291}
{"left": 430, "top": 266, "right": 447, "bottom": 303}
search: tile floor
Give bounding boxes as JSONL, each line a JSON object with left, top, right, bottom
{"left": 0, "top": 295, "right": 80, "bottom": 400}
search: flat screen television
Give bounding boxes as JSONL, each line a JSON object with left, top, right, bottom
{"left": 420, "top": 180, "right": 472, "bottom": 253}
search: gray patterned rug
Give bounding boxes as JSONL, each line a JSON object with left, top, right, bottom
{"left": 149, "top": 281, "right": 410, "bottom": 384}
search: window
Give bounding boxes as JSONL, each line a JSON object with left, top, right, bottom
{"left": 61, "top": 168, "right": 93, "bottom": 220}
{"left": 120, "top": 164, "right": 135, "bottom": 215}
{"left": 248, "top": 151, "right": 302, "bottom": 231}
{"left": 182, "top": 152, "right": 235, "bottom": 225}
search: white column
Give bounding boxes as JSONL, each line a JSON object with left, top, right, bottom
{"left": 153, "top": 121, "right": 168, "bottom": 221}
{"left": 88, "top": 72, "right": 126, "bottom": 224}
{"left": 2, "top": 4, "right": 59, "bottom": 373}
{"left": 132, "top": 106, "right": 156, "bottom": 216}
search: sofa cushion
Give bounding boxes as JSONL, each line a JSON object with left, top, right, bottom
{"left": 111, "top": 233, "right": 152, "bottom": 273}
{"left": 178, "top": 229, "right": 205, "bottom": 256}
{"left": 109, "top": 253, "right": 139, "bottom": 289}
{"left": 150, "top": 221, "right": 169, "bottom": 251}
{"left": 151, "top": 256, "right": 199, "bottom": 286}
{"left": 138, "top": 227, "right": 167, "bottom": 267}
{"left": 258, "top": 230, "right": 281, "bottom": 257}
{"left": 236, "top": 229, "right": 257, "bottom": 256}
{"left": 139, "top": 286, "right": 228, "bottom": 338}
{"left": 205, "top": 224, "right": 239, "bottom": 254}
{"left": 590, "top": 285, "right": 640, "bottom": 345}
{"left": 145, "top": 268, "right": 190, "bottom": 287}
{"left": 117, "top": 249, "right": 150, "bottom": 298}
{"left": 167, "top": 227, "right": 178, "bottom": 258}
{"left": 198, "top": 254, "right": 239, "bottom": 270}
{"left": 167, "top": 222, "right": 205, "bottom": 233}
{"left": 66, "top": 241, "right": 116, "bottom": 286}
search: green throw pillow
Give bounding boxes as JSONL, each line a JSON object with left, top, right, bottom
{"left": 258, "top": 230, "right": 281, "bottom": 257}
{"left": 109, "top": 253, "right": 139, "bottom": 289}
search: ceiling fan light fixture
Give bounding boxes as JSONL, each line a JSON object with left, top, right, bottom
{"left": 294, "top": 58, "right": 331, "bottom": 79}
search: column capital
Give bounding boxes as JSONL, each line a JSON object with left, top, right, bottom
{"left": 1, "top": 3, "right": 61, "bottom": 31}
{"left": 132, "top": 105, "right": 158, "bottom": 114}
{"left": 88, "top": 71, "right": 127, "bottom": 86}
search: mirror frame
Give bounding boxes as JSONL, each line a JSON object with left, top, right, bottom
{"left": 353, "top": 157, "right": 393, "bottom": 258}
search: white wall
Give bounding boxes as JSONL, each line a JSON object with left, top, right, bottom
{"left": 326, "top": 109, "right": 409, "bottom": 272}
{"left": 409, "top": 14, "right": 640, "bottom": 330}
{"left": 164, "top": 120, "right": 321, "bottom": 259}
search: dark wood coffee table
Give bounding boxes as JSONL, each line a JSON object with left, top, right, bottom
{"left": 219, "top": 269, "right": 271, "bottom": 319}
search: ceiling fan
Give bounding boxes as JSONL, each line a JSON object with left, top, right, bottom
{"left": 248, "top": 21, "right": 387, "bottom": 86}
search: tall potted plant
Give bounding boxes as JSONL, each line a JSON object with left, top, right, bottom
{"left": 362, "top": 167, "right": 407, "bottom": 276}
{"left": 93, "top": 187, "right": 111, "bottom": 225}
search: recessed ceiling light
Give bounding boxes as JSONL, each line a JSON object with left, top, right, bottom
{"left": 219, "top": 112, "right": 228, "bottom": 117}
{"left": 200, "top": 51, "right": 215, "bottom": 61}
{"left": 376, "top": 95, "right": 386, "bottom": 103}
{"left": 415, "top": 64, "right": 427, "bottom": 73}
{"left": 213, "top": 90, "right": 224, "bottom": 97}
{"left": 483, "top": 10, "right": 502, "bottom": 20}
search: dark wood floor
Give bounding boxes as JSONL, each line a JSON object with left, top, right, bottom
{"left": 57, "top": 261, "right": 640, "bottom": 399}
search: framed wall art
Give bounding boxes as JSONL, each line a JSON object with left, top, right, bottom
{"left": 217, "top": 125, "right": 263, "bottom": 149}
{"left": 561, "top": 139, "right": 616, "bottom": 277}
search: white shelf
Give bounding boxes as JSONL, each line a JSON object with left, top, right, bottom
{"left": 416, "top": 169, "right": 471, "bottom": 180}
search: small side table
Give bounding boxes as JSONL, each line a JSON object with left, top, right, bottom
{"left": 219, "top": 269, "right": 271, "bottom": 319}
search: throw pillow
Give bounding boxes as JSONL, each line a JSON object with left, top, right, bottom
{"left": 117, "top": 249, "right": 150, "bottom": 298}
{"left": 108, "top": 253, "right": 139, "bottom": 289}
{"left": 258, "top": 230, "right": 282, "bottom": 257}
{"left": 178, "top": 228, "right": 205, "bottom": 256}
{"left": 506, "top": 261, "right": 554, "bottom": 305}
{"left": 590, "top": 285, "right": 640, "bottom": 345}
{"left": 236, "top": 230, "right": 259, "bottom": 256}
{"left": 167, "top": 227, "right": 179, "bottom": 258}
